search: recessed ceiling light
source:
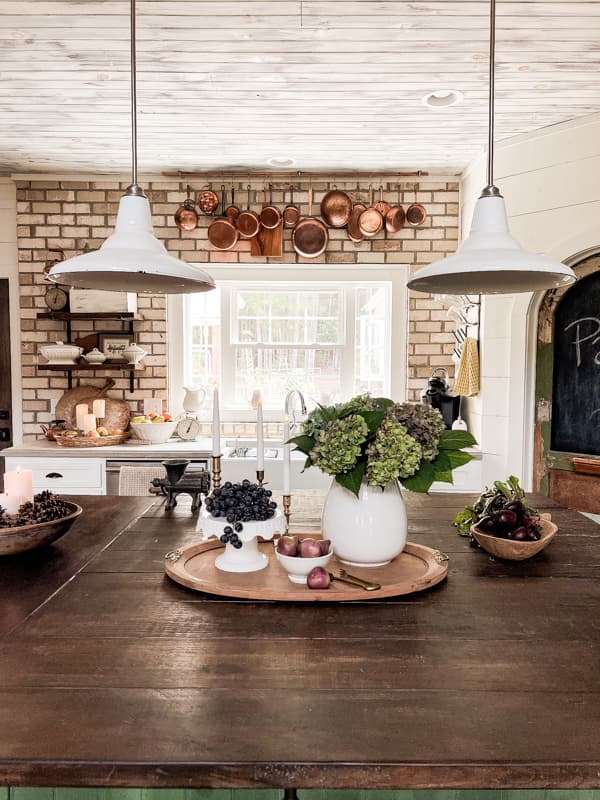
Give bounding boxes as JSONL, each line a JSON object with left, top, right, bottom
{"left": 421, "top": 90, "right": 465, "bottom": 109}
{"left": 266, "top": 157, "right": 297, "bottom": 167}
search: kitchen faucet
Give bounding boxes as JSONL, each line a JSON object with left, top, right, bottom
{"left": 284, "top": 389, "right": 307, "bottom": 432}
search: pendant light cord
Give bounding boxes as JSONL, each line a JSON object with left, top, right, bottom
{"left": 481, "top": 0, "right": 501, "bottom": 198}
{"left": 487, "top": 0, "right": 495, "bottom": 188}
{"left": 127, "top": 0, "right": 144, "bottom": 196}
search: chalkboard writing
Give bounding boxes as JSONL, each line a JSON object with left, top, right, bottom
{"left": 551, "top": 271, "right": 600, "bottom": 455}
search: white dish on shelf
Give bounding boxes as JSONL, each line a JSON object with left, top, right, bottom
{"left": 274, "top": 542, "right": 333, "bottom": 584}
{"left": 39, "top": 341, "right": 83, "bottom": 365}
{"left": 82, "top": 347, "right": 107, "bottom": 364}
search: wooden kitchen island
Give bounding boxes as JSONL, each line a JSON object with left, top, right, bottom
{"left": 1, "top": 493, "right": 600, "bottom": 792}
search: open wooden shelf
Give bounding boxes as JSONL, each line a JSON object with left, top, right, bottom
{"left": 38, "top": 362, "right": 143, "bottom": 392}
{"left": 37, "top": 312, "right": 135, "bottom": 321}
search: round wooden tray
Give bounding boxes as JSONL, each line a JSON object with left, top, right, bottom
{"left": 164, "top": 538, "right": 449, "bottom": 601}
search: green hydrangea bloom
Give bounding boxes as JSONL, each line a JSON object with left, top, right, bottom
{"left": 387, "top": 402, "right": 445, "bottom": 461}
{"left": 337, "top": 394, "right": 379, "bottom": 416}
{"left": 310, "top": 414, "right": 368, "bottom": 475}
{"left": 366, "top": 419, "right": 422, "bottom": 486}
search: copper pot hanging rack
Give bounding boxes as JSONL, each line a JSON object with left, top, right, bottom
{"left": 163, "top": 170, "right": 429, "bottom": 181}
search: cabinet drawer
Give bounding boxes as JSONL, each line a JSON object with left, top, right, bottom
{"left": 5, "top": 457, "right": 105, "bottom": 493}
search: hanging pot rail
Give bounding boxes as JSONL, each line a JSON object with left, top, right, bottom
{"left": 163, "top": 170, "right": 429, "bottom": 181}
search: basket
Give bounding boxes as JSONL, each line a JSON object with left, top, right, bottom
{"left": 54, "top": 432, "right": 130, "bottom": 448}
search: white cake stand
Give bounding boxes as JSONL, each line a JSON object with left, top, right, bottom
{"left": 196, "top": 509, "right": 285, "bottom": 573}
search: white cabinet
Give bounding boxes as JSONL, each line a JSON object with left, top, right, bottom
{"left": 4, "top": 457, "right": 105, "bottom": 495}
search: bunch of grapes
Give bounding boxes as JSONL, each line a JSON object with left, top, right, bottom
{"left": 205, "top": 480, "right": 277, "bottom": 549}
{"left": 0, "top": 490, "right": 73, "bottom": 528}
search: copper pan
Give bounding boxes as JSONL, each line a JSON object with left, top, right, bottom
{"left": 292, "top": 186, "right": 328, "bottom": 258}
{"left": 174, "top": 184, "right": 199, "bottom": 231}
{"left": 225, "top": 186, "right": 240, "bottom": 224}
{"left": 208, "top": 186, "right": 238, "bottom": 251}
{"left": 358, "top": 185, "right": 383, "bottom": 238}
{"left": 283, "top": 185, "right": 300, "bottom": 228}
{"left": 347, "top": 202, "right": 367, "bottom": 243}
{"left": 260, "top": 184, "right": 281, "bottom": 230}
{"left": 237, "top": 185, "right": 261, "bottom": 239}
{"left": 320, "top": 185, "right": 352, "bottom": 228}
{"left": 374, "top": 185, "right": 391, "bottom": 217}
{"left": 406, "top": 202, "right": 427, "bottom": 227}
{"left": 385, "top": 185, "right": 405, "bottom": 234}
{"left": 197, "top": 185, "right": 219, "bottom": 216}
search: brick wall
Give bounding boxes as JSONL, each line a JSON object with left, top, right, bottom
{"left": 15, "top": 177, "right": 458, "bottom": 437}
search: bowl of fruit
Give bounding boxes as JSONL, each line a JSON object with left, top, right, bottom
{"left": 275, "top": 535, "right": 333, "bottom": 584}
{"left": 454, "top": 475, "right": 558, "bottom": 561}
{"left": 130, "top": 413, "right": 176, "bottom": 444}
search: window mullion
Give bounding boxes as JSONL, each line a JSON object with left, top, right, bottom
{"left": 341, "top": 286, "right": 355, "bottom": 398}
{"left": 220, "top": 285, "right": 235, "bottom": 407}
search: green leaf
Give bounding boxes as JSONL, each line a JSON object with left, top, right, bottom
{"left": 433, "top": 469, "right": 454, "bottom": 484}
{"left": 438, "top": 430, "right": 477, "bottom": 450}
{"left": 443, "top": 449, "right": 473, "bottom": 469}
{"left": 335, "top": 461, "right": 366, "bottom": 497}
{"left": 360, "top": 409, "right": 387, "bottom": 434}
{"left": 316, "top": 402, "right": 336, "bottom": 422}
{"left": 287, "top": 434, "right": 315, "bottom": 454}
{"left": 401, "top": 459, "right": 435, "bottom": 493}
{"left": 374, "top": 397, "right": 395, "bottom": 410}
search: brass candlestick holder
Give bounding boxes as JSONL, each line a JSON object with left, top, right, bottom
{"left": 282, "top": 494, "right": 291, "bottom": 532}
{"left": 256, "top": 469, "right": 265, "bottom": 487}
{"left": 211, "top": 454, "right": 222, "bottom": 490}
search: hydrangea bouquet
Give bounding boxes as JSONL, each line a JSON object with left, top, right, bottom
{"left": 289, "top": 395, "right": 476, "bottom": 497}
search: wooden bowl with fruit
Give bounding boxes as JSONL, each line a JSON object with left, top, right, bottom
{"left": 455, "top": 476, "right": 558, "bottom": 561}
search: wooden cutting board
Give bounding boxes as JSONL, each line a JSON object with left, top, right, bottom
{"left": 55, "top": 379, "right": 130, "bottom": 432}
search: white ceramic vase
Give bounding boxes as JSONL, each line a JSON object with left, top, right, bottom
{"left": 321, "top": 478, "right": 407, "bottom": 567}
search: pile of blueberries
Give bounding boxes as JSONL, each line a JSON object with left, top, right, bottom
{"left": 205, "top": 480, "right": 277, "bottom": 550}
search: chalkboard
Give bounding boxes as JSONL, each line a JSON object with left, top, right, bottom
{"left": 551, "top": 270, "right": 600, "bottom": 455}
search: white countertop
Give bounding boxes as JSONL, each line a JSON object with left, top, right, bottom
{"left": 2, "top": 436, "right": 215, "bottom": 460}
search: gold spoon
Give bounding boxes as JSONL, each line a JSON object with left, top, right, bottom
{"left": 328, "top": 569, "right": 381, "bottom": 591}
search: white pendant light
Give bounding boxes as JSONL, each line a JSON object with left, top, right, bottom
{"left": 48, "top": 0, "right": 214, "bottom": 295}
{"left": 407, "top": 0, "right": 576, "bottom": 295}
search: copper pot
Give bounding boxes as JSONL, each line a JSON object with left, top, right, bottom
{"left": 320, "top": 186, "right": 352, "bottom": 228}
{"left": 40, "top": 419, "right": 68, "bottom": 441}
{"left": 347, "top": 202, "right": 367, "bottom": 243}
{"left": 292, "top": 187, "right": 329, "bottom": 258}
{"left": 406, "top": 203, "right": 427, "bottom": 226}
{"left": 283, "top": 185, "right": 300, "bottom": 228}
{"left": 208, "top": 186, "right": 238, "bottom": 251}
{"left": 374, "top": 186, "right": 391, "bottom": 217}
{"left": 260, "top": 185, "right": 281, "bottom": 230}
{"left": 358, "top": 186, "right": 383, "bottom": 238}
{"left": 385, "top": 186, "right": 405, "bottom": 234}
{"left": 237, "top": 185, "right": 261, "bottom": 239}
{"left": 174, "top": 185, "right": 198, "bottom": 231}
{"left": 197, "top": 185, "right": 219, "bottom": 216}
{"left": 225, "top": 186, "right": 240, "bottom": 224}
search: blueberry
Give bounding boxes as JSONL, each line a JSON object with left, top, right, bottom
{"left": 230, "top": 533, "right": 239, "bottom": 544}
{"left": 220, "top": 533, "right": 229, "bottom": 544}
{"left": 234, "top": 522, "right": 243, "bottom": 532}
{"left": 268, "top": 500, "right": 277, "bottom": 509}
{"left": 223, "top": 525, "right": 233, "bottom": 535}
{"left": 233, "top": 540, "right": 243, "bottom": 549}
{"left": 226, "top": 513, "right": 236, "bottom": 523}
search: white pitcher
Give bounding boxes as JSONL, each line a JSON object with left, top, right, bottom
{"left": 182, "top": 386, "right": 207, "bottom": 414}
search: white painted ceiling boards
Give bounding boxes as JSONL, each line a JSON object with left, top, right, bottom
{"left": 1, "top": 1, "right": 600, "bottom": 175}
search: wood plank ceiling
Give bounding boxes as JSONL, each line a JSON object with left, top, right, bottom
{"left": 0, "top": 1, "right": 599, "bottom": 176}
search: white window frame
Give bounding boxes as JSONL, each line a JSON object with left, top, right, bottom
{"left": 168, "top": 263, "right": 409, "bottom": 421}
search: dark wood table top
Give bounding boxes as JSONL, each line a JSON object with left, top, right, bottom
{"left": 1, "top": 492, "right": 600, "bottom": 790}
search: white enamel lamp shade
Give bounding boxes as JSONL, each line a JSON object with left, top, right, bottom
{"left": 47, "top": 194, "right": 215, "bottom": 294}
{"left": 407, "top": 194, "right": 576, "bottom": 295}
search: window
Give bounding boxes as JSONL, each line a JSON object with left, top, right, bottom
{"left": 170, "top": 264, "right": 408, "bottom": 418}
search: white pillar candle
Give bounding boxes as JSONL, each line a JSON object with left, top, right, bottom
{"left": 75, "top": 403, "right": 89, "bottom": 430}
{"left": 256, "top": 399, "right": 264, "bottom": 471}
{"left": 282, "top": 414, "right": 291, "bottom": 494}
{"left": 212, "top": 386, "right": 221, "bottom": 456}
{"left": 0, "top": 492, "right": 22, "bottom": 515}
{"left": 82, "top": 413, "right": 97, "bottom": 434}
{"left": 4, "top": 467, "right": 33, "bottom": 505}
{"left": 92, "top": 398, "right": 105, "bottom": 419}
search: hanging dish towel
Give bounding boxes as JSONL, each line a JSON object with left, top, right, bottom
{"left": 454, "top": 337, "right": 480, "bottom": 397}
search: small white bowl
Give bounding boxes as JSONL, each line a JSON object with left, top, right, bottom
{"left": 274, "top": 541, "right": 333, "bottom": 584}
{"left": 130, "top": 420, "right": 177, "bottom": 444}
